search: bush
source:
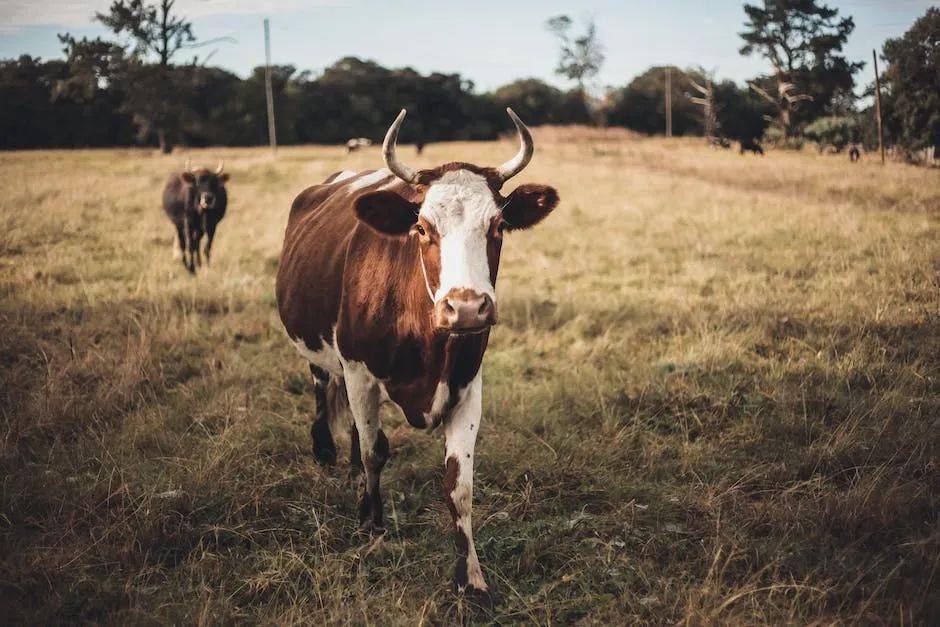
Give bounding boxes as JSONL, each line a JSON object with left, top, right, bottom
{"left": 804, "top": 116, "right": 859, "bottom": 152}
{"left": 762, "top": 126, "right": 805, "bottom": 150}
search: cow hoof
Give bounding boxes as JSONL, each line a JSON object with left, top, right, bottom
{"left": 356, "top": 519, "right": 386, "bottom": 536}
{"left": 459, "top": 585, "right": 494, "bottom": 610}
{"left": 312, "top": 444, "right": 337, "bottom": 466}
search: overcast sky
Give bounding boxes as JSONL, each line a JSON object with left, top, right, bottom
{"left": 0, "top": 0, "right": 934, "bottom": 93}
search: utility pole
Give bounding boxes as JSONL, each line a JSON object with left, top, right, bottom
{"left": 665, "top": 66, "right": 673, "bottom": 138}
{"left": 264, "top": 18, "right": 277, "bottom": 155}
{"left": 872, "top": 49, "right": 884, "bottom": 165}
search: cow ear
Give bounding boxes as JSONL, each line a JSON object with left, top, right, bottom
{"left": 502, "top": 184, "right": 559, "bottom": 231}
{"left": 218, "top": 173, "right": 230, "bottom": 183}
{"left": 354, "top": 190, "right": 420, "bottom": 236}
{"left": 180, "top": 171, "right": 195, "bottom": 184}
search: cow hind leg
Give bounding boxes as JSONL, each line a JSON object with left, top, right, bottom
{"left": 173, "top": 224, "right": 184, "bottom": 260}
{"left": 310, "top": 365, "right": 337, "bottom": 465}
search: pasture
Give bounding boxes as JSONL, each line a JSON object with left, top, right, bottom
{"left": 1, "top": 132, "right": 937, "bottom": 624}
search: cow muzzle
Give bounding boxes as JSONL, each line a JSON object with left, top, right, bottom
{"left": 433, "top": 288, "right": 497, "bottom": 334}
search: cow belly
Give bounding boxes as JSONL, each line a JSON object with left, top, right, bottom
{"left": 291, "top": 334, "right": 343, "bottom": 377}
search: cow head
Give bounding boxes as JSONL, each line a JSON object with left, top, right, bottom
{"left": 354, "top": 109, "right": 559, "bottom": 335}
{"left": 180, "top": 160, "right": 229, "bottom": 212}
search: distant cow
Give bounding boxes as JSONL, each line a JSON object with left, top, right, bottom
{"left": 162, "top": 160, "right": 229, "bottom": 274}
{"left": 849, "top": 145, "right": 861, "bottom": 162}
{"left": 346, "top": 137, "right": 372, "bottom": 153}
{"left": 276, "top": 108, "right": 558, "bottom": 600}
{"left": 740, "top": 138, "right": 764, "bottom": 155}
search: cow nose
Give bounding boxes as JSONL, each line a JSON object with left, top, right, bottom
{"left": 434, "top": 289, "right": 497, "bottom": 333}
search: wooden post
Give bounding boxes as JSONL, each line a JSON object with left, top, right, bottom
{"left": 264, "top": 18, "right": 277, "bottom": 155}
{"left": 872, "top": 49, "right": 884, "bottom": 165}
{"left": 665, "top": 66, "right": 673, "bottom": 138}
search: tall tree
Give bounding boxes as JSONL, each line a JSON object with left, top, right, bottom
{"left": 739, "top": 0, "right": 862, "bottom": 137}
{"left": 880, "top": 8, "right": 940, "bottom": 159}
{"left": 54, "top": 35, "right": 125, "bottom": 102}
{"left": 545, "top": 15, "right": 604, "bottom": 120}
{"left": 93, "top": 0, "right": 197, "bottom": 152}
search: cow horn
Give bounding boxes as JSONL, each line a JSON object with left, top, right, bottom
{"left": 215, "top": 160, "right": 224, "bottom": 175}
{"left": 496, "top": 107, "right": 534, "bottom": 182}
{"left": 184, "top": 158, "right": 192, "bottom": 173}
{"left": 383, "top": 109, "right": 418, "bottom": 184}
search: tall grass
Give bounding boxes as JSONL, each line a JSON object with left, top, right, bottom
{"left": 1, "top": 136, "right": 937, "bottom": 624}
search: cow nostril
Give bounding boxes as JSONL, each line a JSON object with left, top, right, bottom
{"left": 478, "top": 300, "right": 489, "bottom": 316}
{"left": 443, "top": 299, "right": 456, "bottom": 315}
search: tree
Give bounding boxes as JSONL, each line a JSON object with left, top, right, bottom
{"left": 545, "top": 15, "right": 604, "bottom": 119}
{"left": 491, "top": 78, "right": 590, "bottom": 126}
{"left": 92, "top": 0, "right": 200, "bottom": 152}
{"left": 606, "top": 66, "right": 703, "bottom": 136}
{"left": 739, "top": 0, "right": 862, "bottom": 137}
{"left": 54, "top": 35, "right": 125, "bottom": 102}
{"left": 880, "top": 8, "right": 940, "bottom": 158}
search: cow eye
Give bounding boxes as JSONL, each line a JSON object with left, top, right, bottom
{"left": 416, "top": 224, "right": 426, "bottom": 236}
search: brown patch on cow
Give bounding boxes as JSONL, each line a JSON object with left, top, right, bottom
{"left": 453, "top": 528, "right": 470, "bottom": 589}
{"left": 443, "top": 454, "right": 471, "bottom": 588}
{"left": 443, "top": 455, "right": 460, "bottom": 519}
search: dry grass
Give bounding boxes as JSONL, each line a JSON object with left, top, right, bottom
{"left": 0, "top": 134, "right": 938, "bottom": 624}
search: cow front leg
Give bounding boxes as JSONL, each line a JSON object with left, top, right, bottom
{"left": 191, "top": 232, "right": 203, "bottom": 269}
{"left": 182, "top": 218, "right": 195, "bottom": 273}
{"left": 204, "top": 221, "right": 217, "bottom": 266}
{"left": 443, "top": 373, "right": 489, "bottom": 596}
{"left": 342, "top": 362, "right": 388, "bottom": 532}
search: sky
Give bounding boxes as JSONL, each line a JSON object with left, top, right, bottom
{"left": 0, "top": 0, "right": 935, "bottom": 94}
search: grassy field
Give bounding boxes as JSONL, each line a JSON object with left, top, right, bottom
{"left": 1, "top": 132, "right": 938, "bottom": 624}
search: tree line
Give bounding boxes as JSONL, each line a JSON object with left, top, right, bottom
{"left": 0, "top": 0, "right": 936, "bottom": 159}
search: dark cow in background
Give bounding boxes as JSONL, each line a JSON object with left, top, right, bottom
{"left": 849, "top": 144, "right": 861, "bottom": 162}
{"left": 162, "top": 161, "right": 230, "bottom": 273}
{"left": 276, "top": 108, "right": 559, "bottom": 600}
{"left": 740, "top": 137, "right": 765, "bottom": 155}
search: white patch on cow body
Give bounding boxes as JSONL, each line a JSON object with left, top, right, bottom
{"left": 348, "top": 168, "right": 392, "bottom": 191}
{"left": 420, "top": 170, "right": 499, "bottom": 302}
{"left": 333, "top": 170, "right": 357, "bottom": 183}
{"left": 422, "top": 379, "right": 474, "bottom": 429}
{"left": 290, "top": 331, "right": 343, "bottom": 376}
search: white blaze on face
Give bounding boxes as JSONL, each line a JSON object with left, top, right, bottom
{"left": 420, "top": 170, "right": 499, "bottom": 302}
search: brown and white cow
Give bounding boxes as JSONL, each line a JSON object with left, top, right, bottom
{"left": 276, "top": 108, "right": 558, "bottom": 598}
